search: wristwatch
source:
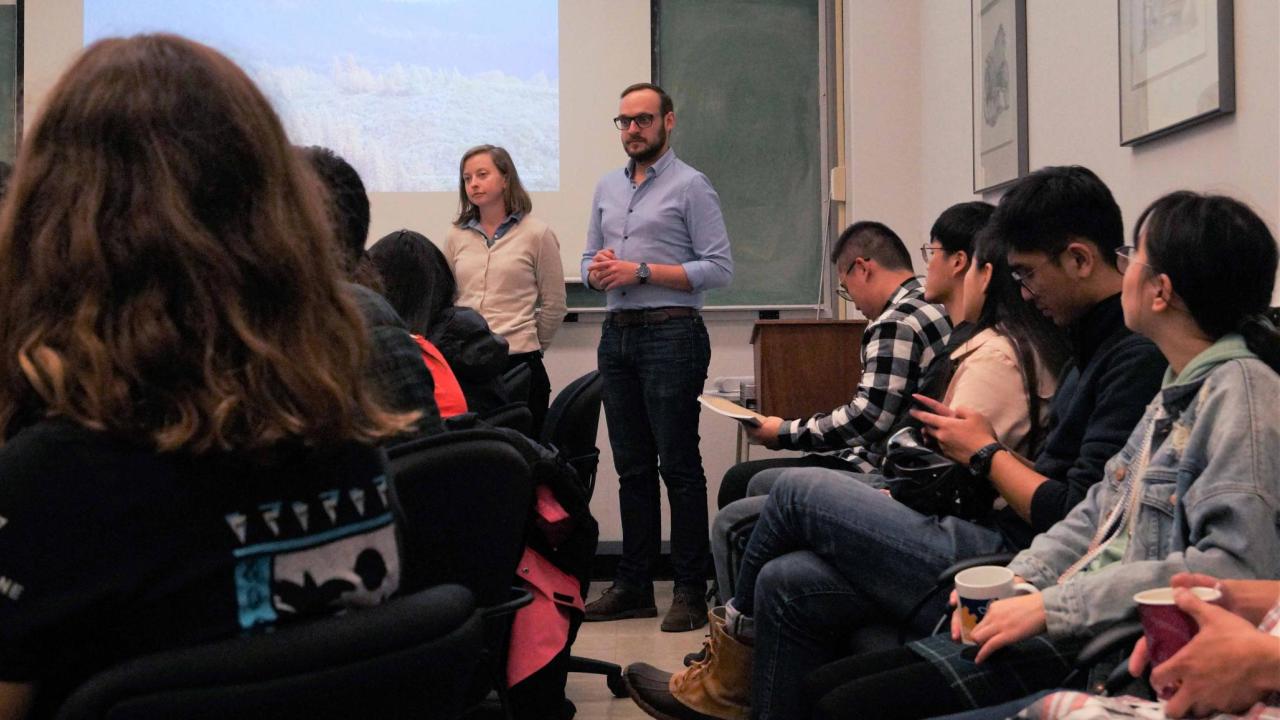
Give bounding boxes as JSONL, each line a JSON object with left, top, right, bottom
{"left": 635, "top": 262, "right": 651, "bottom": 284}
{"left": 968, "top": 442, "right": 1005, "bottom": 478}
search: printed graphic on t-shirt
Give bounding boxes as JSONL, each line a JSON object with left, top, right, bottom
{"left": 225, "top": 475, "right": 400, "bottom": 630}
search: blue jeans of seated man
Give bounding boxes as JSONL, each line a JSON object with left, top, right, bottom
{"left": 711, "top": 468, "right": 867, "bottom": 601}
{"left": 731, "top": 469, "right": 1015, "bottom": 720}
{"left": 599, "top": 316, "right": 712, "bottom": 590}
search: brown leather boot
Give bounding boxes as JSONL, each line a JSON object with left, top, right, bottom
{"left": 668, "top": 606, "right": 751, "bottom": 720}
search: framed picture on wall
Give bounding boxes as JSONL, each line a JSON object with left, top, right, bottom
{"left": 1118, "top": 0, "right": 1234, "bottom": 146}
{"left": 0, "top": 0, "right": 20, "bottom": 165}
{"left": 971, "top": 0, "right": 1027, "bottom": 194}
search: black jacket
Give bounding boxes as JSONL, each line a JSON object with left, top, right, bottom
{"left": 426, "top": 306, "right": 510, "bottom": 415}
{"left": 995, "top": 294, "right": 1167, "bottom": 548}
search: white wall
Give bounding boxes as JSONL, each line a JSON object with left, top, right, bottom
{"left": 849, "top": 0, "right": 1280, "bottom": 288}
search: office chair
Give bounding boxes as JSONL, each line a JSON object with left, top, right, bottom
{"left": 538, "top": 371, "right": 625, "bottom": 697}
{"left": 481, "top": 402, "right": 535, "bottom": 438}
{"left": 56, "top": 584, "right": 485, "bottom": 720}
{"left": 540, "top": 370, "right": 603, "bottom": 501}
{"left": 384, "top": 428, "right": 537, "bottom": 717}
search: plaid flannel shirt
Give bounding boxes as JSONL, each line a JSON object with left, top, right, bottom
{"left": 777, "top": 277, "right": 950, "bottom": 466}
{"left": 349, "top": 284, "right": 444, "bottom": 437}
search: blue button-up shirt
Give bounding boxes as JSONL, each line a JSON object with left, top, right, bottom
{"left": 580, "top": 149, "right": 733, "bottom": 310}
{"left": 465, "top": 211, "right": 524, "bottom": 248}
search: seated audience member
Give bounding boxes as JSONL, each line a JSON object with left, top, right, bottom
{"left": 298, "top": 145, "right": 446, "bottom": 430}
{"left": 802, "top": 191, "right": 1280, "bottom": 720}
{"left": 0, "top": 34, "right": 418, "bottom": 719}
{"left": 709, "top": 204, "right": 1070, "bottom": 600}
{"left": 624, "top": 166, "right": 1168, "bottom": 720}
{"left": 717, "top": 219, "right": 953, "bottom": 507}
{"left": 368, "top": 229, "right": 510, "bottom": 416}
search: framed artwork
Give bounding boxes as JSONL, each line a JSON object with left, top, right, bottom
{"left": 971, "top": 0, "right": 1027, "bottom": 194}
{"left": 1118, "top": 0, "right": 1234, "bottom": 146}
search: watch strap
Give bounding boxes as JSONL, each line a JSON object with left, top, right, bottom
{"left": 969, "top": 442, "right": 1005, "bottom": 478}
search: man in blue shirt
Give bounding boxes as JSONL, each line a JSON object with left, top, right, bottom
{"left": 581, "top": 82, "right": 733, "bottom": 632}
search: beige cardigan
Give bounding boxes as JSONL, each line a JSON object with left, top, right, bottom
{"left": 942, "top": 327, "right": 1059, "bottom": 458}
{"left": 446, "top": 215, "right": 567, "bottom": 354}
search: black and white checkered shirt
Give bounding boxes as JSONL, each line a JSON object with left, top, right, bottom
{"left": 777, "top": 277, "right": 951, "bottom": 469}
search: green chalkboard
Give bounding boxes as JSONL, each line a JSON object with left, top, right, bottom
{"left": 656, "top": 0, "right": 826, "bottom": 308}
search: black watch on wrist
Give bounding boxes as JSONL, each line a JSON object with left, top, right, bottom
{"left": 635, "top": 262, "right": 651, "bottom": 284}
{"left": 968, "top": 442, "right": 1005, "bottom": 478}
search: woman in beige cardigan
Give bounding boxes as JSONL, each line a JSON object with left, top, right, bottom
{"left": 446, "top": 145, "right": 566, "bottom": 435}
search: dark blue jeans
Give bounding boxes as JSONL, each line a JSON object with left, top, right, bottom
{"left": 731, "top": 469, "right": 1015, "bottom": 719}
{"left": 598, "top": 315, "right": 711, "bottom": 591}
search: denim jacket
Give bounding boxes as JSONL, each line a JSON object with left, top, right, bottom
{"left": 1007, "top": 355, "right": 1280, "bottom": 640}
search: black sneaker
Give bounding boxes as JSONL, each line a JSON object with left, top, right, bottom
{"left": 584, "top": 584, "right": 658, "bottom": 622}
{"left": 661, "top": 586, "right": 709, "bottom": 632}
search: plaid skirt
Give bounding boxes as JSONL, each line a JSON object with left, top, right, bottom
{"left": 908, "top": 633, "right": 1088, "bottom": 710}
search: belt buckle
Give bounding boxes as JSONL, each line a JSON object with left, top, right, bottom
{"left": 642, "top": 310, "right": 670, "bottom": 325}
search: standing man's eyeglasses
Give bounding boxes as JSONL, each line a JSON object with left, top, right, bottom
{"left": 613, "top": 113, "right": 656, "bottom": 130}
{"left": 919, "top": 244, "right": 945, "bottom": 263}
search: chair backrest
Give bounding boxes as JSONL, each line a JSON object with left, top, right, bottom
{"left": 384, "top": 428, "right": 535, "bottom": 606}
{"left": 539, "top": 371, "right": 603, "bottom": 499}
{"left": 56, "top": 584, "right": 483, "bottom": 720}
{"left": 501, "top": 363, "right": 533, "bottom": 406}
{"left": 480, "top": 401, "right": 534, "bottom": 437}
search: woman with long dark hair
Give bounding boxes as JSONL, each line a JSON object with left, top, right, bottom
{"left": 447, "top": 145, "right": 566, "bottom": 435}
{"left": 0, "top": 34, "right": 416, "bottom": 718}
{"left": 939, "top": 226, "right": 1071, "bottom": 458}
{"left": 369, "top": 228, "right": 510, "bottom": 415}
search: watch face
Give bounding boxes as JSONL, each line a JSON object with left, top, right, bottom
{"left": 636, "top": 263, "right": 650, "bottom": 280}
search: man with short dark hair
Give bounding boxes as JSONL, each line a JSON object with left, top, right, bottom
{"left": 580, "top": 83, "right": 733, "bottom": 632}
{"left": 746, "top": 221, "right": 950, "bottom": 453}
{"left": 713, "top": 220, "right": 952, "bottom": 508}
{"left": 300, "top": 145, "right": 442, "bottom": 437}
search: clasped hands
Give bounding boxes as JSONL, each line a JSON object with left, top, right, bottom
{"left": 586, "top": 249, "right": 641, "bottom": 290}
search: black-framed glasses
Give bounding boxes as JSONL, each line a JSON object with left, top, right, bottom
{"left": 1010, "top": 259, "right": 1052, "bottom": 296}
{"left": 613, "top": 113, "right": 655, "bottom": 130}
{"left": 1115, "top": 245, "right": 1158, "bottom": 274}
{"left": 919, "top": 244, "right": 945, "bottom": 263}
{"left": 835, "top": 257, "right": 867, "bottom": 302}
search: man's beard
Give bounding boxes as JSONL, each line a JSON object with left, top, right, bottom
{"left": 625, "top": 125, "right": 667, "bottom": 164}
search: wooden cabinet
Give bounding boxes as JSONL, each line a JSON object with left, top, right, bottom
{"left": 750, "top": 320, "right": 867, "bottom": 419}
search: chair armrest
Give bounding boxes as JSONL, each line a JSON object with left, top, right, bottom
{"left": 481, "top": 587, "right": 535, "bottom": 621}
{"left": 898, "top": 552, "right": 1019, "bottom": 645}
{"left": 934, "top": 553, "right": 1018, "bottom": 585}
{"left": 1076, "top": 622, "right": 1143, "bottom": 669}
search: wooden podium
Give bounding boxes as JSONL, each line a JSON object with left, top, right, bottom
{"left": 750, "top": 320, "right": 867, "bottom": 419}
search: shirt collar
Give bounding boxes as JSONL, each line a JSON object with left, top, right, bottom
{"left": 464, "top": 211, "right": 523, "bottom": 236}
{"left": 624, "top": 147, "right": 676, "bottom": 180}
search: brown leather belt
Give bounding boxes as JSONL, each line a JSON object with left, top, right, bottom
{"left": 607, "top": 306, "right": 700, "bottom": 327}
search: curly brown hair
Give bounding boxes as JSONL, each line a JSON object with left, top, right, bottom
{"left": 0, "top": 34, "right": 416, "bottom": 451}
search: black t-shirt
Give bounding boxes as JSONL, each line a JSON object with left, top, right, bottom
{"left": 0, "top": 419, "right": 400, "bottom": 717}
